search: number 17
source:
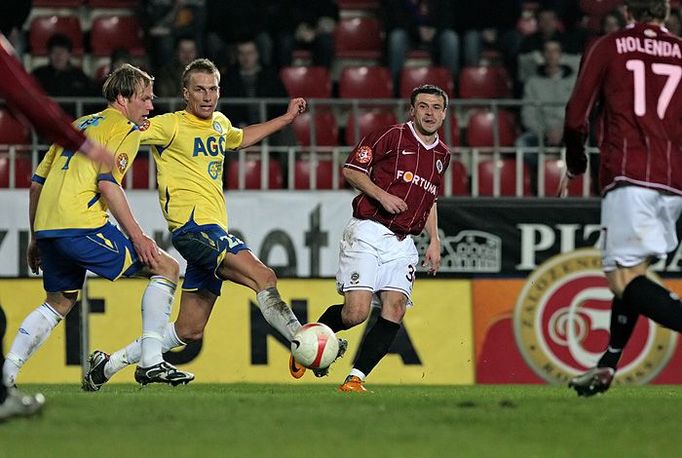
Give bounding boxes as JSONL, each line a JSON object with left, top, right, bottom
{"left": 626, "top": 59, "right": 681, "bottom": 119}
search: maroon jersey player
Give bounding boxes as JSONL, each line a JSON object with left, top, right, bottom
{"left": 562, "top": 0, "right": 682, "bottom": 397}
{"left": 290, "top": 84, "right": 450, "bottom": 392}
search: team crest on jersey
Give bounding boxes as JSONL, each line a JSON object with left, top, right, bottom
{"left": 213, "top": 121, "right": 223, "bottom": 134}
{"left": 356, "top": 146, "right": 373, "bottom": 164}
{"left": 138, "top": 118, "right": 150, "bottom": 132}
{"left": 513, "top": 249, "right": 676, "bottom": 385}
{"left": 350, "top": 272, "right": 360, "bottom": 285}
{"left": 207, "top": 160, "right": 223, "bottom": 179}
{"left": 116, "top": 153, "right": 129, "bottom": 173}
{"left": 436, "top": 159, "right": 443, "bottom": 174}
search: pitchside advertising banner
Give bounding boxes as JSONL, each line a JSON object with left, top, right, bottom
{"left": 0, "top": 279, "right": 474, "bottom": 384}
{"left": 3, "top": 193, "right": 682, "bottom": 384}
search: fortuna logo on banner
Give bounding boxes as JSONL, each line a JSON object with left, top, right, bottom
{"left": 513, "top": 249, "right": 677, "bottom": 385}
{"left": 414, "top": 229, "right": 501, "bottom": 273}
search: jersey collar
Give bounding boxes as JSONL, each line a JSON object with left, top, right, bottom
{"left": 407, "top": 121, "right": 440, "bottom": 150}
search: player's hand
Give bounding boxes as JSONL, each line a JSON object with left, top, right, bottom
{"left": 27, "top": 239, "right": 42, "bottom": 275}
{"left": 379, "top": 192, "right": 408, "bottom": 214}
{"left": 131, "top": 233, "right": 161, "bottom": 267}
{"left": 556, "top": 171, "right": 572, "bottom": 198}
{"left": 284, "top": 98, "right": 307, "bottom": 123}
{"left": 422, "top": 241, "right": 441, "bottom": 276}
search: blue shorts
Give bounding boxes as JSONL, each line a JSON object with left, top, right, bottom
{"left": 172, "top": 222, "right": 248, "bottom": 296}
{"left": 36, "top": 222, "right": 142, "bottom": 293}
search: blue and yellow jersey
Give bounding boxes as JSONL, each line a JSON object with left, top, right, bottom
{"left": 141, "top": 110, "right": 243, "bottom": 232}
{"left": 32, "top": 107, "right": 140, "bottom": 237}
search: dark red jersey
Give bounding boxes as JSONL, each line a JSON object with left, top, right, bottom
{"left": 345, "top": 121, "right": 450, "bottom": 236}
{"left": 564, "top": 23, "right": 682, "bottom": 195}
{"left": 0, "top": 35, "right": 86, "bottom": 151}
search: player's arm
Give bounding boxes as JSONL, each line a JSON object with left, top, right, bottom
{"left": 422, "top": 202, "right": 441, "bottom": 275}
{"left": 563, "top": 37, "right": 608, "bottom": 177}
{"left": 0, "top": 35, "right": 112, "bottom": 166}
{"left": 98, "top": 132, "right": 159, "bottom": 266}
{"left": 240, "top": 98, "right": 306, "bottom": 147}
{"left": 343, "top": 167, "right": 408, "bottom": 214}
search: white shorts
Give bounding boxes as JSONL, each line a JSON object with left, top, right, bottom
{"left": 601, "top": 186, "right": 682, "bottom": 271}
{"left": 336, "top": 218, "right": 419, "bottom": 306}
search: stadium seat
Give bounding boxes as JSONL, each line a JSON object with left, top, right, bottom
{"left": 0, "top": 110, "right": 30, "bottom": 145}
{"left": 123, "top": 156, "right": 150, "bottom": 189}
{"left": 280, "top": 67, "right": 332, "bottom": 99}
{"left": 399, "top": 67, "right": 454, "bottom": 98}
{"left": 439, "top": 159, "right": 469, "bottom": 196}
{"left": 339, "top": 66, "right": 393, "bottom": 99}
{"left": 466, "top": 110, "right": 517, "bottom": 147}
{"left": 292, "top": 110, "right": 339, "bottom": 146}
{"left": 459, "top": 66, "right": 513, "bottom": 99}
{"left": 345, "top": 110, "right": 397, "bottom": 146}
{"left": 89, "top": 0, "right": 138, "bottom": 6}
{"left": 33, "top": 0, "right": 82, "bottom": 6}
{"left": 29, "top": 15, "right": 84, "bottom": 56}
{"left": 294, "top": 155, "right": 345, "bottom": 190}
{"left": 226, "top": 157, "right": 283, "bottom": 190}
{"left": 335, "top": 17, "right": 382, "bottom": 59}
{"left": 543, "top": 158, "right": 587, "bottom": 197}
{"left": 0, "top": 153, "right": 32, "bottom": 188}
{"left": 337, "top": 0, "right": 379, "bottom": 8}
{"left": 90, "top": 16, "right": 145, "bottom": 57}
{"left": 478, "top": 158, "right": 532, "bottom": 196}
{"left": 438, "top": 113, "right": 460, "bottom": 146}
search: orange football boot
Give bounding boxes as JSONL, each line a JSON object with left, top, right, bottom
{"left": 289, "top": 354, "right": 306, "bottom": 379}
{"left": 338, "top": 375, "right": 368, "bottom": 393}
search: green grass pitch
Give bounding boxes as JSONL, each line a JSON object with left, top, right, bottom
{"left": 2, "top": 384, "right": 682, "bottom": 457}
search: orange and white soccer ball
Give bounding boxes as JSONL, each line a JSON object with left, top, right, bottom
{"left": 291, "top": 323, "right": 339, "bottom": 370}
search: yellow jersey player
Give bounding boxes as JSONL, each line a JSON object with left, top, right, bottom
{"left": 2, "top": 64, "right": 194, "bottom": 389}
{"left": 86, "top": 58, "right": 345, "bottom": 388}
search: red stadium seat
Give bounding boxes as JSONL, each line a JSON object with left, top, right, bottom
{"left": 399, "top": 67, "right": 454, "bottom": 98}
{"left": 29, "top": 15, "right": 84, "bottom": 56}
{"left": 345, "top": 110, "right": 397, "bottom": 146}
{"left": 292, "top": 110, "right": 339, "bottom": 146}
{"left": 123, "top": 156, "right": 151, "bottom": 189}
{"left": 335, "top": 17, "right": 382, "bottom": 59}
{"left": 339, "top": 66, "right": 393, "bottom": 99}
{"left": 90, "top": 16, "right": 145, "bottom": 57}
{"left": 439, "top": 159, "right": 469, "bottom": 196}
{"left": 33, "top": 0, "right": 82, "bottom": 6}
{"left": 89, "top": 0, "right": 138, "bottom": 6}
{"left": 0, "top": 153, "right": 32, "bottom": 188}
{"left": 280, "top": 67, "right": 332, "bottom": 99}
{"left": 226, "top": 157, "right": 283, "bottom": 190}
{"left": 459, "top": 66, "right": 513, "bottom": 99}
{"left": 478, "top": 158, "right": 532, "bottom": 196}
{"left": 0, "top": 110, "right": 30, "bottom": 145}
{"left": 438, "top": 113, "right": 460, "bottom": 146}
{"left": 337, "top": 0, "right": 379, "bottom": 8}
{"left": 294, "top": 156, "right": 345, "bottom": 190}
{"left": 543, "top": 158, "right": 588, "bottom": 197}
{"left": 466, "top": 110, "right": 517, "bottom": 147}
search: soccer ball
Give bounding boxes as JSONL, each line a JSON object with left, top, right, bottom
{"left": 291, "top": 323, "right": 339, "bottom": 370}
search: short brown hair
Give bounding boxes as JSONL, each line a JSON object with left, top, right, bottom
{"left": 102, "top": 63, "right": 154, "bottom": 102}
{"left": 182, "top": 58, "right": 220, "bottom": 88}
{"left": 625, "top": 0, "right": 670, "bottom": 22}
{"left": 410, "top": 84, "right": 448, "bottom": 109}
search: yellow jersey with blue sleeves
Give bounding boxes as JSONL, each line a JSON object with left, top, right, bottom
{"left": 141, "top": 110, "right": 243, "bottom": 232}
{"left": 32, "top": 107, "right": 141, "bottom": 237}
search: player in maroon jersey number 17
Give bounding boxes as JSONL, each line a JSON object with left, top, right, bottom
{"left": 560, "top": 0, "right": 682, "bottom": 396}
{"left": 289, "top": 85, "right": 451, "bottom": 392}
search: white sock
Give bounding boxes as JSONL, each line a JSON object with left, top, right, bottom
{"left": 139, "top": 276, "right": 176, "bottom": 368}
{"left": 256, "top": 287, "right": 301, "bottom": 341}
{"left": 105, "top": 322, "right": 186, "bottom": 379}
{"left": 349, "top": 368, "right": 366, "bottom": 381}
{"left": 2, "top": 303, "right": 63, "bottom": 386}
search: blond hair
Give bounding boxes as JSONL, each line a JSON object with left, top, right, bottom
{"left": 102, "top": 63, "right": 154, "bottom": 102}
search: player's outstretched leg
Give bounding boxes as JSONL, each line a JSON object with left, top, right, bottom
{"left": 82, "top": 350, "right": 111, "bottom": 392}
{"left": 0, "top": 387, "right": 45, "bottom": 422}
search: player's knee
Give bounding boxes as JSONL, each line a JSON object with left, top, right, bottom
{"left": 255, "top": 265, "right": 277, "bottom": 290}
{"left": 157, "top": 253, "right": 180, "bottom": 282}
{"left": 341, "top": 303, "right": 371, "bottom": 327}
{"left": 46, "top": 292, "right": 77, "bottom": 316}
{"left": 383, "top": 302, "right": 406, "bottom": 322}
{"left": 176, "top": 325, "right": 204, "bottom": 342}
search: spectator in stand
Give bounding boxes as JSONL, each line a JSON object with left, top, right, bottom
{"left": 221, "top": 39, "right": 293, "bottom": 146}
{"left": 382, "top": 0, "right": 459, "bottom": 93}
{"left": 157, "top": 36, "right": 198, "bottom": 97}
{"left": 268, "top": 0, "right": 337, "bottom": 69}
{"left": 516, "top": 40, "right": 575, "bottom": 182}
{"left": 520, "top": 8, "right": 567, "bottom": 54}
{"left": 601, "top": 9, "right": 628, "bottom": 34}
{"left": 32, "top": 34, "right": 97, "bottom": 117}
{"left": 666, "top": 8, "right": 681, "bottom": 36}
{"left": 140, "top": 0, "right": 206, "bottom": 73}
{"left": 454, "top": 0, "right": 521, "bottom": 71}
{"left": 0, "top": 0, "right": 30, "bottom": 56}
{"left": 206, "top": 0, "right": 272, "bottom": 69}
{"left": 96, "top": 48, "right": 133, "bottom": 88}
